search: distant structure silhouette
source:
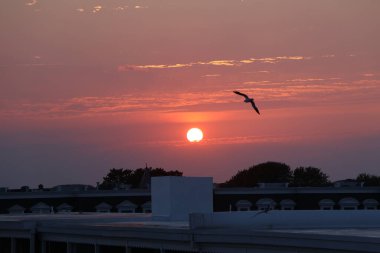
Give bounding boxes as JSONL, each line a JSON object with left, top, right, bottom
{"left": 139, "top": 163, "right": 151, "bottom": 189}
{"left": 233, "top": 90, "right": 260, "bottom": 114}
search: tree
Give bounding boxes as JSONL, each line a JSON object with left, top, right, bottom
{"left": 291, "top": 166, "right": 330, "bottom": 187}
{"left": 129, "top": 167, "right": 182, "bottom": 188}
{"left": 356, "top": 173, "right": 380, "bottom": 186}
{"left": 99, "top": 167, "right": 182, "bottom": 189}
{"left": 100, "top": 168, "right": 133, "bottom": 189}
{"left": 222, "top": 161, "right": 292, "bottom": 187}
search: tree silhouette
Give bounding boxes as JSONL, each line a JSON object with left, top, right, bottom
{"left": 222, "top": 161, "right": 292, "bottom": 187}
{"left": 356, "top": 173, "right": 380, "bottom": 186}
{"left": 100, "top": 168, "right": 133, "bottom": 189}
{"left": 291, "top": 166, "right": 330, "bottom": 187}
{"left": 99, "top": 167, "right": 182, "bottom": 189}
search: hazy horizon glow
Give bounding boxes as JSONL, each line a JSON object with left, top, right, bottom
{"left": 1, "top": 0, "right": 380, "bottom": 188}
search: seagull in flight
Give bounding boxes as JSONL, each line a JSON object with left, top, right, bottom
{"left": 233, "top": 91, "right": 260, "bottom": 115}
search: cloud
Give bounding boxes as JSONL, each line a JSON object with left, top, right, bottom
{"left": 243, "top": 81, "right": 270, "bottom": 85}
{"left": 362, "top": 73, "right": 375, "bottom": 77}
{"left": 321, "top": 54, "right": 335, "bottom": 58}
{"left": 240, "top": 59, "right": 255, "bottom": 64}
{"left": 0, "top": 91, "right": 231, "bottom": 118}
{"left": 2, "top": 75, "right": 378, "bottom": 119}
{"left": 92, "top": 5, "right": 102, "bottom": 13}
{"left": 286, "top": 78, "right": 325, "bottom": 82}
{"left": 236, "top": 76, "right": 380, "bottom": 105}
{"left": 117, "top": 55, "right": 309, "bottom": 72}
{"left": 133, "top": 134, "right": 302, "bottom": 147}
{"left": 0, "top": 62, "right": 63, "bottom": 68}
{"left": 114, "top": 6, "right": 128, "bottom": 11}
{"left": 25, "top": 0, "right": 37, "bottom": 6}
{"left": 203, "top": 60, "right": 236, "bottom": 66}
{"left": 117, "top": 65, "right": 145, "bottom": 72}
{"left": 276, "top": 56, "right": 306, "bottom": 60}
{"left": 201, "top": 134, "right": 304, "bottom": 146}
{"left": 141, "top": 63, "right": 192, "bottom": 69}
{"left": 76, "top": 5, "right": 146, "bottom": 13}
{"left": 202, "top": 74, "right": 221, "bottom": 77}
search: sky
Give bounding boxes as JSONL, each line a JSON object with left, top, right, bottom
{"left": 1, "top": 0, "right": 380, "bottom": 188}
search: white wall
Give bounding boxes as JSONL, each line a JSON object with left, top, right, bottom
{"left": 152, "top": 176, "right": 213, "bottom": 221}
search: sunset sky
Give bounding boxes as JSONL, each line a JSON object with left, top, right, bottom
{"left": 1, "top": 0, "right": 380, "bottom": 188}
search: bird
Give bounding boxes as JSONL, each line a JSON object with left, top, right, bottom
{"left": 233, "top": 90, "right": 260, "bottom": 114}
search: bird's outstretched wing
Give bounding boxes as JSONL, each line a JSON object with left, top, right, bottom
{"left": 250, "top": 101, "right": 260, "bottom": 115}
{"left": 233, "top": 90, "right": 249, "bottom": 99}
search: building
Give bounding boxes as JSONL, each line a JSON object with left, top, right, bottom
{"left": 0, "top": 177, "right": 379, "bottom": 253}
{"left": 0, "top": 182, "right": 379, "bottom": 214}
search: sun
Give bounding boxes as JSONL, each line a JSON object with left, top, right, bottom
{"left": 187, "top": 128, "right": 204, "bottom": 142}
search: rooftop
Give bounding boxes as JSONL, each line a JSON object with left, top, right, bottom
{"left": 1, "top": 212, "right": 380, "bottom": 253}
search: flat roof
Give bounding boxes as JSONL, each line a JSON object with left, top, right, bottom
{"left": 1, "top": 213, "right": 380, "bottom": 252}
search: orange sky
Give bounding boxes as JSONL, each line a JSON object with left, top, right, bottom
{"left": 1, "top": 0, "right": 380, "bottom": 187}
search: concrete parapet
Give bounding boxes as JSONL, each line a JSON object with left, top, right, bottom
{"left": 190, "top": 210, "right": 380, "bottom": 229}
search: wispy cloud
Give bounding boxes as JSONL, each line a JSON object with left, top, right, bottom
{"left": 202, "top": 60, "right": 236, "bottom": 66}
{"left": 117, "top": 56, "right": 310, "bottom": 72}
{"left": 321, "top": 54, "right": 335, "bottom": 58}
{"left": 202, "top": 74, "right": 221, "bottom": 78}
{"left": 2, "top": 76, "right": 379, "bottom": 119}
{"left": 362, "top": 73, "right": 375, "bottom": 77}
{"left": 286, "top": 78, "right": 326, "bottom": 82}
{"left": 92, "top": 5, "right": 102, "bottom": 13}
{"left": 0, "top": 92, "right": 231, "bottom": 118}
{"left": 25, "top": 0, "right": 37, "bottom": 6}
{"left": 235, "top": 76, "right": 380, "bottom": 105}
{"left": 114, "top": 6, "right": 128, "bottom": 11}
{"left": 201, "top": 134, "right": 304, "bottom": 146}
{"left": 0, "top": 62, "right": 63, "bottom": 68}
{"left": 136, "top": 133, "right": 311, "bottom": 147}
{"left": 75, "top": 5, "right": 148, "bottom": 13}
{"left": 243, "top": 81, "right": 270, "bottom": 85}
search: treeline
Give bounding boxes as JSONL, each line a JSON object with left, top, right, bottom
{"left": 98, "top": 162, "right": 380, "bottom": 189}
{"left": 99, "top": 167, "right": 182, "bottom": 189}
{"left": 221, "top": 161, "right": 380, "bottom": 187}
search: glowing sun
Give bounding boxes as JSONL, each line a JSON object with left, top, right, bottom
{"left": 187, "top": 128, "right": 204, "bottom": 142}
